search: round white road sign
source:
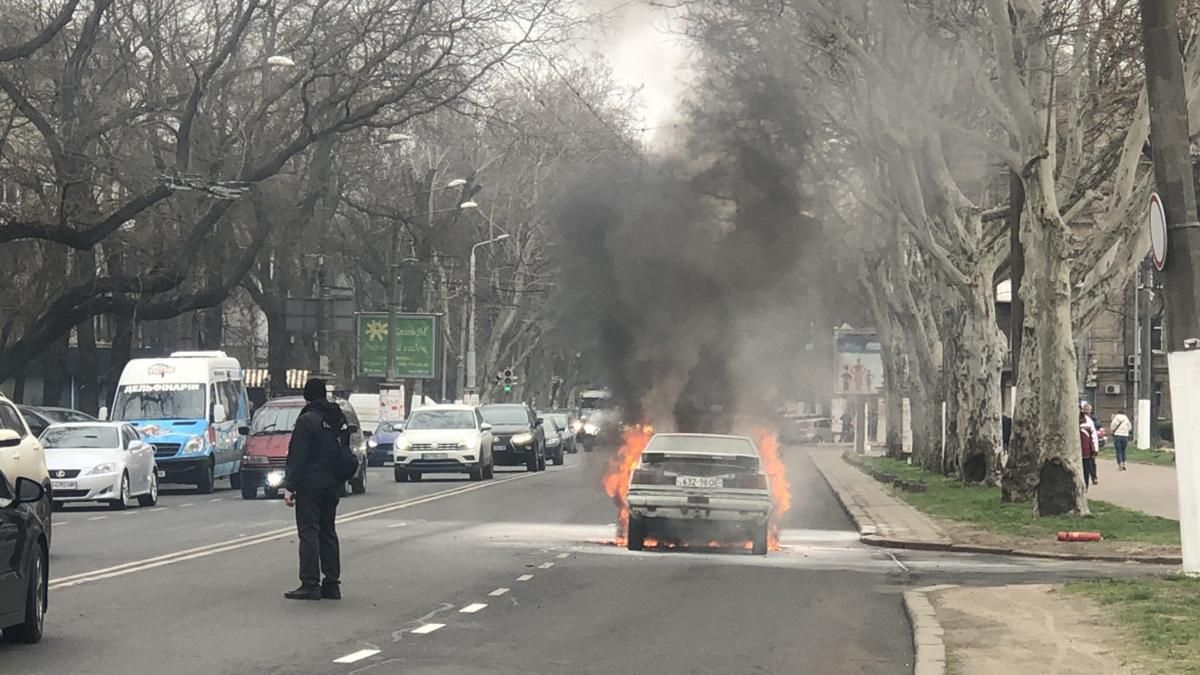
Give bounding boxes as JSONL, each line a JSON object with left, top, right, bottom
{"left": 1150, "top": 192, "right": 1167, "bottom": 271}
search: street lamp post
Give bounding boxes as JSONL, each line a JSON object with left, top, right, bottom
{"left": 466, "top": 233, "right": 511, "bottom": 401}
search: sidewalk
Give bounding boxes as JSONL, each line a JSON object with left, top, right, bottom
{"left": 1090, "top": 458, "right": 1178, "bottom": 520}
{"left": 808, "top": 448, "right": 951, "bottom": 546}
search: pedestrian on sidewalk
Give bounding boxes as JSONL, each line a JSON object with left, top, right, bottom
{"left": 1110, "top": 409, "right": 1132, "bottom": 471}
{"left": 1080, "top": 411, "right": 1099, "bottom": 488}
{"left": 283, "top": 378, "right": 346, "bottom": 601}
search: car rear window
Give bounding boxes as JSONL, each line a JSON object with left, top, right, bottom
{"left": 644, "top": 435, "right": 756, "bottom": 456}
{"left": 480, "top": 406, "right": 529, "bottom": 425}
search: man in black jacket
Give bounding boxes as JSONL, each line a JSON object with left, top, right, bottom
{"left": 283, "top": 378, "right": 347, "bottom": 600}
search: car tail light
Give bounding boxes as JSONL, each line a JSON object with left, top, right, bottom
{"left": 730, "top": 474, "right": 767, "bottom": 489}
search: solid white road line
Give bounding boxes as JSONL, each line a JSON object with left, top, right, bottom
{"left": 537, "top": 562, "right": 555, "bottom": 569}
{"left": 50, "top": 472, "right": 541, "bottom": 590}
{"left": 517, "top": 574, "right": 534, "bottom": 582}
{"left": 332, "top": 649, "right": 380, "bottom": 664}
{"left": 411, "top": 623, "right": 445, "bottom": 635}
{"left": 88, "top": 516, "right": 107, "bottom": 521}
{"left": 460, "top": 603, "right": 487, "bottom": 614}
{"left": 489, "top": 587, "right": 510, "bottom": 597}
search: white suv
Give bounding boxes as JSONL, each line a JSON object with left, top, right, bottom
{"left": 0, "top": 394, "right": 52, "bottom": 539}
{"left": 393, "top": 405, "right": 494, "bottom": 482}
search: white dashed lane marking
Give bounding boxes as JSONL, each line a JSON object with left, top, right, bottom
{"left": 537, "top": 562, "right": 555, "bottom": 569}
{"left": 556, "top": 552, "right": 570, "bottom": 559}
{"left": 489, "top": 588, "right": 510, "bottom": 597}
{"left": 387, "top": 522, "right": 408, "bottom": 528}
{"left": 517, "top": 574, "right": 534, "bottom": 582}
{"left": 209, "top": 498, "right": 223, "bottom": 502}
{"left": 88, "top": 516, "right": 107, "bottom": 521}
{"left": 149, "top": 508, "right": 167, "bottom": 512}
{"left": 460, "top": 603, "right": 487, "bottom": 614}
{"left": 411, "top": 623, "right": 445, "bottom": 635}
{"left": 332, "top": 649, "right": 380, "bottom": 664}
{"left": 179, "top": 503, "right": 196, "bottom": 508}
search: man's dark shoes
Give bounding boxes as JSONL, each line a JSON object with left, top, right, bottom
{"left": 285, "top": 585, "right": 322, "bottom": 600}
{"left": 321, "top": 583, "right": 341, "bottom": 600}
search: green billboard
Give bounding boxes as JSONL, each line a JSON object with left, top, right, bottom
{"left": 357, "top": 313, "right": 438, "bottom": 379}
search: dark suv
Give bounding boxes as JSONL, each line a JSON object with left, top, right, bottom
{"left": 479, "top": 404, "right": 546, "bottom": 472}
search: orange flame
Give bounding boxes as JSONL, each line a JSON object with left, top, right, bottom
{"left": 602, "top": 425, "right": 653, "bottom": 544}
{"left": 752, "top": 428, "right": 791, "bottom": 550}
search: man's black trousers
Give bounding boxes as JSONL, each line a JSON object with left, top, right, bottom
{"left": 295, "top": 487, "right": 340, "bottom": 587}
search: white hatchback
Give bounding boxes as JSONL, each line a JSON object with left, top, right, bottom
{"left": 42, "top": 423, "right": 159, "bottom": 510}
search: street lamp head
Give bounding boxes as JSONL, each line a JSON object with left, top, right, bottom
{"left": 494, "top": 233, "right": 511, "bottom": 242}
{"left": 266, "top": 55, "right": 296, "bottom": 67}
{"left": 446, "top": 179, "right": 467, "bottom": 188}
{"left": 459, "top": 200, "right": 479, "bottom": 210}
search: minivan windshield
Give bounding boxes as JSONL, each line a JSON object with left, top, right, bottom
{"left": 480, "top": 406, "right": 529, "bottom": 425}
{"left": 112, "top": 383, "right": 206, "bottom": 421}
{"left": 250, "top": 405, "right": 303, "bottom": 435}
{"left": 405, "top": 411, "right": 476, "bottom": 430}
{"left": 41, "top": 426, "right": 119, "bottom": 449}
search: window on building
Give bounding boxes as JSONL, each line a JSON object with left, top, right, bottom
{"left": 1153, "top": 382, "right": 1165, "bottom": 417}
{"left": 1152, "top": 315, "right": 1164, "bottom": 353}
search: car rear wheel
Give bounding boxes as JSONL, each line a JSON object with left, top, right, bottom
{"left": 394, "top": 468, "right": 409, "bottom": 482}
{"left": 230, "top": 471, "right": 242, "bottom": 489}
{"left": 196, "top": 462, "right": 215, "bottom": 494}
{"left": 751, "top": 524, "right": 769, "bottom": 556}
{"left": 240, "top": 476, "right": 258, "bottom": 500}
{"left": 137, "top": 472, "right": 159, "bottom": 507}
{"left": 627, "top": 517, "right": 646, "bottom": 552}
{"left": 4, "top": 541, "right": 46, "bottom": 644}
{"left": 108, "top": 473, "right": 131, "bottom": 511}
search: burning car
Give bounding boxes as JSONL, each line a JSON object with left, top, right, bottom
{"left": 624, "top": 433, "right": 773, "bottom": 555}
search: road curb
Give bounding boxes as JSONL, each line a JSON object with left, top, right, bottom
{"left": 903, "top": 586, "right": 949, "bottom": 675}
{"left": 816, "top": 452, "right": 1183, "bottom": 565}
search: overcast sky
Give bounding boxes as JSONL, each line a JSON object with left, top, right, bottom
{"left": 582, "top": 0, "right": 691, "bottom": 145}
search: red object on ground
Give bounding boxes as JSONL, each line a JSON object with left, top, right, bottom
{"left": 1057, "top": 531, "right": 1103, "bottom": 542}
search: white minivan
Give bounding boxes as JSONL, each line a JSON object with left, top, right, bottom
{"left": 104, "top": 351, "right": 250, "bottom": 494}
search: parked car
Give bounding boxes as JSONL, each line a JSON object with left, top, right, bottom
{"left": 0, "top": 469, "right": 49, "bottom": 643}
{"left": 479, "top": 404, "right": 546, "bottom": 472}
{"left": 41, "top": 423, "right": 159, "bottom": 510}
{"left": 0, "top": 394, "right": 51, "bottom": 544}
{"left": 625, "top": 433, "right": 773, "bottom": 555}
{"left": 238, "top": 396, "right": 368, "bottom": 499}
{"left": 392, "top": 405, "right": 494, "bottom": 482}
{"left": 543, "top": 416, "right": 565, "bottom": 466}
{"left": 367, "top": 419, "right": 405, "bottom": 466}
{"left": 18, "top": 406, "right": 96, "bottom": 438}
{"left": 538, "top": 410, "right": 578, "bottom": 454}
{"left": 780, "top": 416, "right": 835, "bottom": 445}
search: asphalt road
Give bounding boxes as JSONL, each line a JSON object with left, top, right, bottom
{"left": 0, "top": 447, "right": 1158, "bottom": 674}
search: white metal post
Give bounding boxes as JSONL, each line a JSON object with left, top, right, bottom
{"left": 1169, "top": 350, "right": 1200, "bottom": 573}
{"left": 466, "top": 247, "right": 478, "bottom": 394}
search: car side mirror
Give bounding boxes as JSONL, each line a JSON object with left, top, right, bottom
{"left": 0, "top": 429, "right": 20, "bottom": 449}
{"left": 213, "top": 404, "right": 228, "bottom": 424}
{"left": 98, "top": 406, "right": 109, "bottom": 421}
{"left": 362, "top": 430, "right": 372, "bottom": 438}
{"left": 238, "top": 426, "right": 250, "bottom": 436}
{"left": 14, "top": 476, "right": 45, "bottom": 505}
{"left": 348, "top": 425, "right": 359, "bottom": 434}
{"left": 480, "top": 423, "right": 493, "bottom": 432}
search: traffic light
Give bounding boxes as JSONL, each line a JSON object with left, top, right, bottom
{"left": 503, "top": 368, "right": 514, "bottom": 393}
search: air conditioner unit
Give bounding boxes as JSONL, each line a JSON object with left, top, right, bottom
{"left": 1104, "top": 384, "right": 1122, "bottom": 395}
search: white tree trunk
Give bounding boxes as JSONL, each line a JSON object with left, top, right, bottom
{"left": 951, "top": 279, "right": 1005, "bottom": 484}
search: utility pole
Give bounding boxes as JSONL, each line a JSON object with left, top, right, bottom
{"left": 1138, "top": 259, "right": 1154, "bottom": 449}
{"left": 1139, "top": 0, "right": 1200, "bottom": 574}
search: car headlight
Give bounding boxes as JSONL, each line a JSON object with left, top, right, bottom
{"left": 584, "top": 423, "right": 599, "bottom": 435}
{"left": 266, "top": 470, "right": 286, "bottom": 487}
{"left": 511, "top": 432, "right": 534, "bottom": 446}
{"left": 182, "top": 436, "right": 206, "bottom": 454}
{"left": 242, "top": 455, "right": 268, "bottom": 465}
{"left": 572, "top": 421, "right": 584, "bottom": 433}
{"left": 396, "top": 438, "right": 412, "bottom": 451}
{"left": 87, "top": 462, "right": 118, "bottom": 476}
{"left": 368, "top": 439, "right": 378, "bottom": 449}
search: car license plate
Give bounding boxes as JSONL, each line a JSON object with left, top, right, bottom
{"left": 425, "top": 453, "right": 448, "bottom": 460}
{"left": 675, "top": 475, "right": 723, "bottom": 489}
{"left": 493, "top": 443, "right": 508, "bottom": 451}
{"left": 51, "top": 480, "right": 76, "bottom": 490}
{"left": 157, "top": 470, "right": 166, "bottom": 478}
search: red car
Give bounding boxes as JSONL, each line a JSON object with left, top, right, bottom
{"left": 238, "top": 396, "right": 368, "bottom": 499}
